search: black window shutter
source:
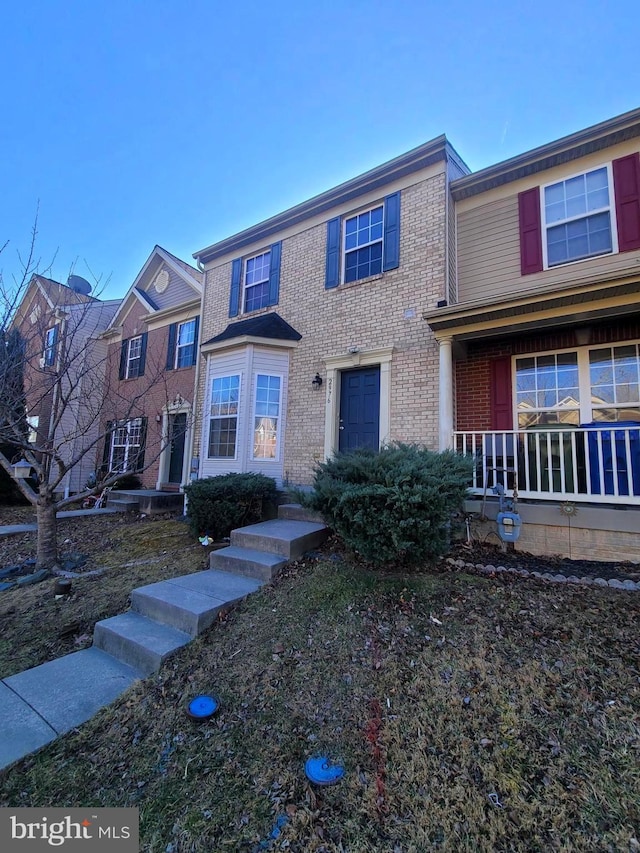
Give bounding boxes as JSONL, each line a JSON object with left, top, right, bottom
{"left": 382, "top": 191, "right": 401, "bottom": 271}
{"left": 139, "top": 333, "right": 148, "bottom": 376}
{"left": 101, "top": 421, "right": 113, "bottom": 476}
{"left": 267, "top": 241, "right": 282, "bottom": 306}
{"left": 229, "top": 258, "right": 242, "bottom": 317}
{"left": 191, "top": 317, "right": 200, "bottom": 366}
{"left": 325, "top": 217, "right": 341, "bottom": 289}
{"left": 166, "top": 323, "right": 177, "bottom": 370}
{"left": 119, "top": 340, "right": 128, "bottom": 380}
{"left": 135, "top": 418, "right": 147, "bottom": 472}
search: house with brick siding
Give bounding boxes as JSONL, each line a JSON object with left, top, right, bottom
{"left": 192, "top": 135, "right": 469, "bottom": 490}
{"left": 9, "top": 274, "right": 119, "bottom": 497}
{"left": 100, "top": 246, "right": 202, "bottom": 491}
{"left": 424, "top": 107, "right": 640, "bottom": 562}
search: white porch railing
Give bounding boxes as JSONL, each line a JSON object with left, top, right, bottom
{"left": 455, "top": 427, "right": 640, "bottom": 506}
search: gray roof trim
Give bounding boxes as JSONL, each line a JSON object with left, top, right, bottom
{"left": 451, "top": 106, "right": 640, "bottom": 200}
{"left": 195, "top": 138, "right": 466, "bottom": 264}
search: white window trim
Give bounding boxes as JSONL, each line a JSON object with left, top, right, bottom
{"left": 174, "top": 319, "right": 196, "bottom": 369}
{"left": 243, "top": 250, "right": 271, "bottom": 314}
{"left": 126, "top": 335, "right": 143, "bottom": 379}
{"left": 207, "top": 373, "right": 241, "bottom": 461}
{"left": 44, "top": 326, "right": 57, "bottom": 367}
{"left": 109, "top": 418, "right": 144, "bottom": 472}
{"left": 540, "top": 162, "right": 619, "bottom": 271}
{"left": 250, "top": 372, "right": 283, "bottom": 462}
{"left": 341, "top": 202, "right": 385, "bottom": 285}
{"left": 513, "top": 340, "right": 640, "bottom": 426}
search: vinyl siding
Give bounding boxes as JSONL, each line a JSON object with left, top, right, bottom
{"left": 143, "top": 264, "right": 200, "bottom": 312}
{"left": 457, "top": 193, "right": 640, "bottom": 304}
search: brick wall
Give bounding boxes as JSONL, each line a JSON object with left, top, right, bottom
{"left": 197, "top": 171, "right": 449, "bottom": 486}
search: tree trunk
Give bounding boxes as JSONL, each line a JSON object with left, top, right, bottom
{"left": 36, "top": 497, "right": 58, "bottom": 569}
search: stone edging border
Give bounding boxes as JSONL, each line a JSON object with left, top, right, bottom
{"left": 445, "top": 557, "right": 639, "bottom": 591}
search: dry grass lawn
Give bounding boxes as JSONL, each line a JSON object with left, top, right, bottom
{"left": 0, "top": 510, "right": 637, "bottom": 852}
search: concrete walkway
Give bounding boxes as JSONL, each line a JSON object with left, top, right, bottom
{"left": 0, "top": 507, "right": 117, "bottom": 536}
{"left": 0, "top": 505, "right": 327, "bottom": 771}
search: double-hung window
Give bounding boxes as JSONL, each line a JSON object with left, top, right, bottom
{"left": 543, "top": 166, "right": 614, "bottom": 266}
{"left": 43, "top": 327, "right": 57, "bottom": 367}
{"left": 252, "top": 374, "right": 281, "bottom": 460}
{"left": 126, "top": 336, "right": 143, "bottom": 378}
{"left": 208, "top": 375, "right": 240, "bottom": 458}
{"left": 343, "top": 206, "right": 384, "bottom": 282}
{"left": 325, "top": 191, "right": 400, "bottom": 289}
{"left": 108, "top": 418, "right": 146, "bottom": 472}
{"left": 244, "top": 251, "right": 271, "bottom": 312}
{"left": 175, "top": 319, "right": 196, "bottom": 368}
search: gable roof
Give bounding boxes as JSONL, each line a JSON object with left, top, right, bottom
{"left": 194, "top": 136, "right": 469, "bottom": 265}
{"left": 108, "top": 245, "right": 202, "bottom": 330}
{"left": 203, "top": 312, "right": 302, "bottom": 346}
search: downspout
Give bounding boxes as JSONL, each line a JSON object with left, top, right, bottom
{"left": 184, "top": 264, "right": 205, "bottom": 514}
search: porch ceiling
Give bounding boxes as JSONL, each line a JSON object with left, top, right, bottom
{"left": 424, "top": 278, "right": 640, "bottom": 342}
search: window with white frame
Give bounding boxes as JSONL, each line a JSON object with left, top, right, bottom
{"left": 27, "top": 415, "right": 39, "bottom": 444}
{"left": 244, "top": 251, "right": 271, "bottom": 313}
{"left": 543, "top": 166, "right": 614, "bottom": 267}
{"left": 252, "top": 374, "right": 281, "bottom": 460}
{"left": 343, "top": 205, "right": 384, "bottom": 283}
{"left": 109, "top": 418, "right": 145, "bottom": 472}
{"left": 43, "top": 327, "right": 57, "bottom": 367}
{"left": 515, "top": 343, "right": 640, "bottom": 427}
{"left": 208, "top": 374, "right": 240, "bottom": 458}
{"left": 126, "top": 336, "right": 143, "bottom": 378}
{"left": 175, "top": 319, "right": 196, "bottom": 368}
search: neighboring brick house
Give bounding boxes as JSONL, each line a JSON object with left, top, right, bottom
{"left": 100, "top": 246, "right": 202, "bottom": 490}
{"left": 424, "top": 107, "right": 640, "bottom": 561}
{"left": 192, "top": 135, "right": 469, "bottom": 489}
{"left": 10, "top": 274, "right": 119, "bottom": 496}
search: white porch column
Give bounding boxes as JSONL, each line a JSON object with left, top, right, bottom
{"left": 438, "top": 336, "right": 454, "bottom": 450}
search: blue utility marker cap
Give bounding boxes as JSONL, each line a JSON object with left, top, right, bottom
{"left": 304, "top": 756, "right": 345, "bottom": 785}
{"left": 187, "top": 695, "right": 219, "bottom": 719}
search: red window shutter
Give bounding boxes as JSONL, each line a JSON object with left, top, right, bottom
{"left": 490, "top": 357, "right": 513, "bottom": 430}
{"left": 613, "top": 152, "right": 640, "bottom": 253}
{"left": 518, "top": 187, "right": 543, "bottom": 275}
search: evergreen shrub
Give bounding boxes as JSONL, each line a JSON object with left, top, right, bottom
{"left": 185, "top": 473, "right": 278, "bottom": 540}
{"left": 305, "top": 443, "right": 472, "bottom": 568}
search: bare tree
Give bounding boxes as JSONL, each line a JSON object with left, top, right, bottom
{"left": 0, "top": 229, "right": 190, "bottom": 569}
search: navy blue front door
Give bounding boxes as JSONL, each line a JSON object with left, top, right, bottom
{"left": 339, "top": 367, "right": 380, "bottom": 452}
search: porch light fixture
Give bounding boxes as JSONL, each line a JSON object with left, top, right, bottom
{"left": 312, "top": 373, "right": 323, "bottom": 390}
{"left": 13, "top": 460, "right": 32, "bottom": 479}
{"left": 156, "top": 413, "right": 162, "bottom": 423}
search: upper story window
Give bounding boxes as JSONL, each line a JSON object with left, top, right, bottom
{"left": 43, "top": 326, "right": 58, "bottom": 367}
{"left": 229, "top": 243, "right": 281, "bottom": 319}
{"left": 518, "top": 152, "right": 640, "bottom": 275}
{"left": 119, "top": 332, "right": 147, "bottom": 380}
{"left": 166, "top": 317, "right": 199, "bottom": 370}
{"left": 343, "top": 206, "right": 384, "bottom": 283}
{"left": 244, "top": 251, "right": 271, "bottom": 312}
{"left": 325, "top": 192, "right": 400, "bottom": 289}
{"left": 126, "top": 336, "right": 143, "bottom": 378}
{"left": 543, "top": 167, "right": 614, "bottom": 267}
{"left": 176, "top": 319, "right": 196, "bottom": 368}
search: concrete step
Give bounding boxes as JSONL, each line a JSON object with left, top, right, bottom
{"left": 230, "top": 519, "right": 328, "bottom": 559}
{"left": 93, "top": 612, "right": 191, "bottom": 676}
{"left": 131, "top": 569, "right": 264, "bottom": 637}
{"left": 107, "top": 497, "right": 140, "bottom": 512}
{"left": 277, "top": 503, "right": 324, "bottom": 523}
{"left": 209, "top": 546, "right": 288, "bottom": 581}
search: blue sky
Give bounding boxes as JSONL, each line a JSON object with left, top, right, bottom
{"left": 1, "top": 0, "right": 638, "bottom": 300}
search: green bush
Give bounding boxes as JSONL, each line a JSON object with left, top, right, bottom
{"left": 184, "top": 473, "right": 278, "bottom": 540}
{"left": 305, "top": 443, "right": 472, "bottom": 568}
